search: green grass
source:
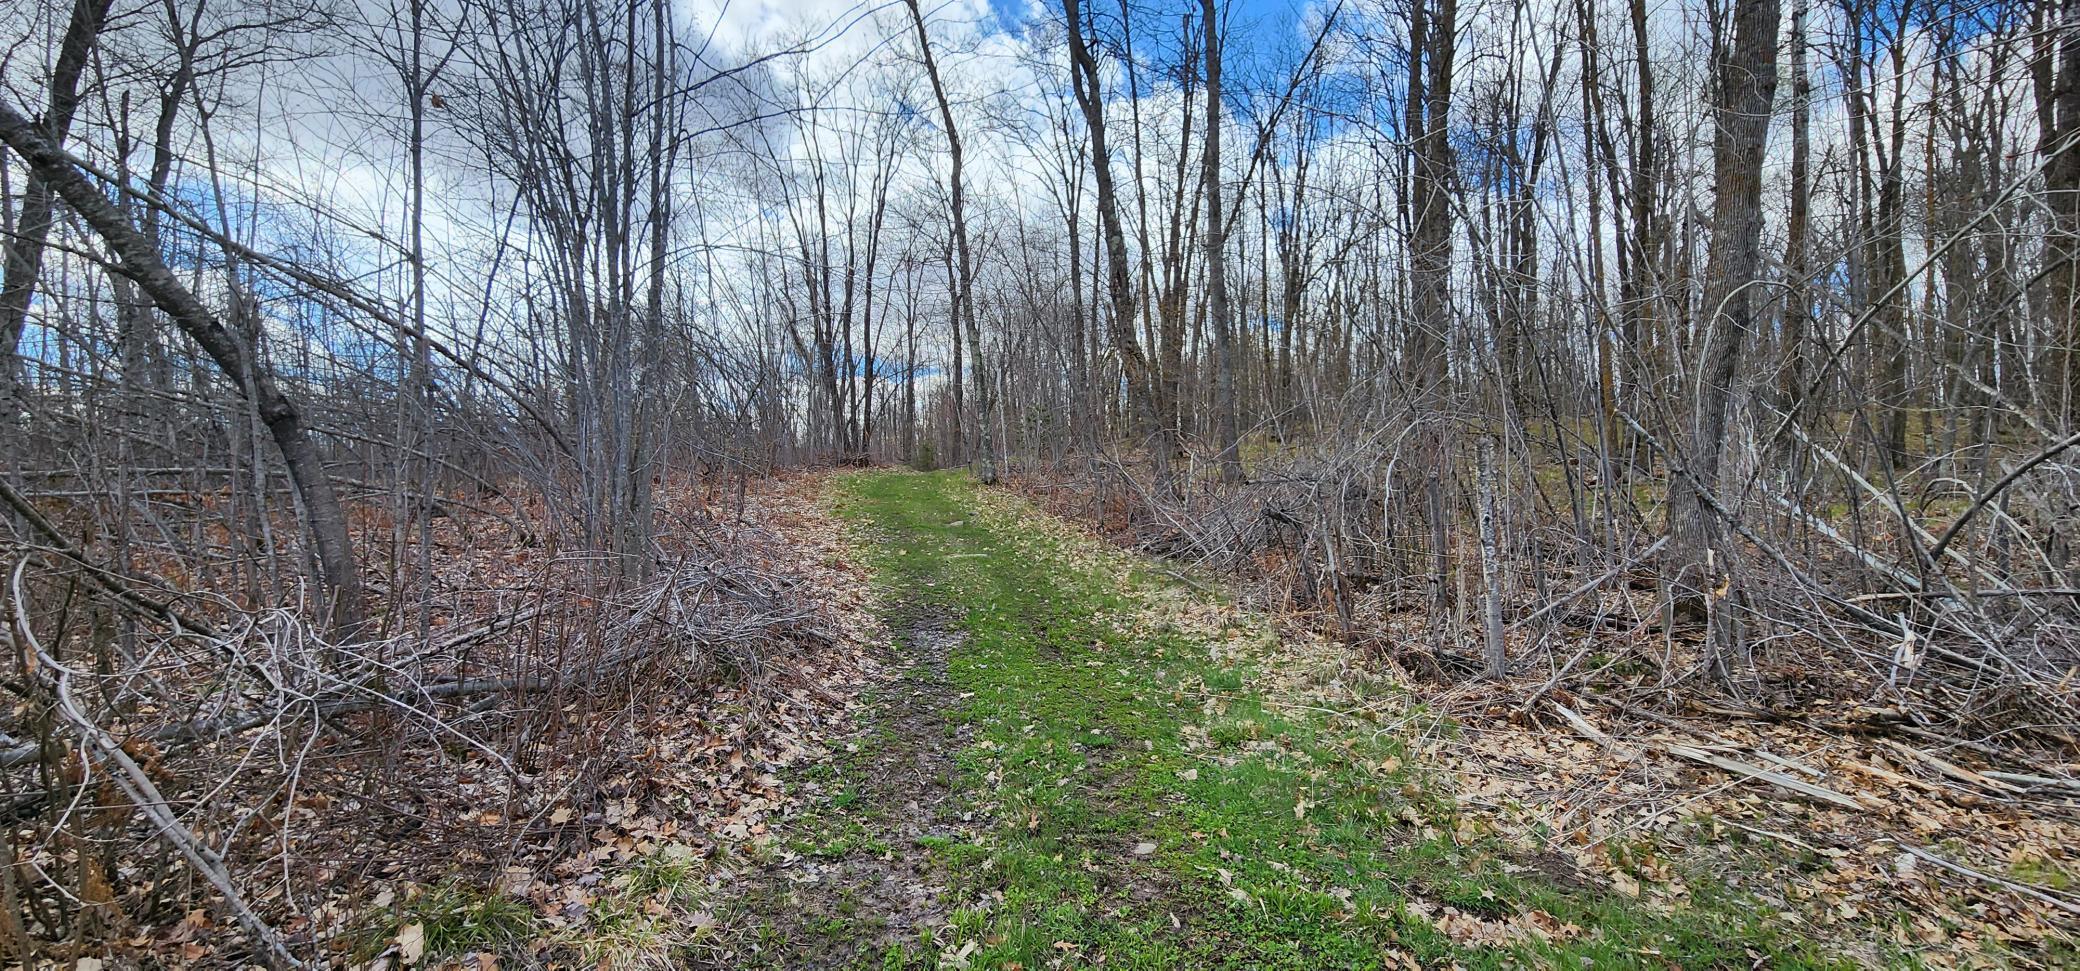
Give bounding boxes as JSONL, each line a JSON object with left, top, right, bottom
{"left": 358, "top": 879, "right": 536, "bottom": 963}
{"left": 823, "top": 470, "right": 1847, "bottom": 970}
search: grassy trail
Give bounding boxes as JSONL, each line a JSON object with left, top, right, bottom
{"left": 698, "top": 471, "right": 1829, "bottom": 969}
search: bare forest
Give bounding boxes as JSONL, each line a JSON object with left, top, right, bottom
{"left": 5, "top": 0, "right": 2080, "bottom": 965}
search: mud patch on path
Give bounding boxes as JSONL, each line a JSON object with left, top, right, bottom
{"left": 689, "top": 613, "right": 982, "bottom": 969}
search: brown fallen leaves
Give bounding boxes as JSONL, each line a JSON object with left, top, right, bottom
{"left": 386, "top": 472, "right": 886, "bottom": 965}
{"left": 57, "top": 471, "right": 889, "bottom": 968}
{"left": 1403, "top": 898, "right": 1583, "bottom": 947}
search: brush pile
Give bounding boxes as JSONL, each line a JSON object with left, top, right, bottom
{"left": 3, "top": 472, "right": 881, "bottom": 966}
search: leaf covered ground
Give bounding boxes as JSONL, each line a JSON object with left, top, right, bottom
{"left": 328, "top": 472, "right": 886, "bottom": 969}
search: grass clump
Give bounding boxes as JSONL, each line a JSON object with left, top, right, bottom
{"left": 361, "top": 879, "right": 535, "bottom": 963}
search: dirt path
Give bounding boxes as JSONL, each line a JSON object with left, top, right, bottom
{"left": 691, "top": 613, "right": 981, "bottom": 968}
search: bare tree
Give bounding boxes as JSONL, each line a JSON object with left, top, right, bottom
{"left": 1201, "top": 0, "right": 1242, "bottom": 484}
{"left": 905, "top": 0, "right": 998, "bottom": 482}
{"left": 0, "top": 0, "right": 112, "bottom": 408}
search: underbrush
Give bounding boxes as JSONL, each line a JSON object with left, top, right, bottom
{"left": 3, "top": 472, "right": 880, "bottom": 966}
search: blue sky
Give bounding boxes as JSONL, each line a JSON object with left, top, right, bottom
{"left": 984, "top": 0, "right": 1302, "bottom": 28}
{"left": 981, "top": 0, "right": 1310, "bottom": 56}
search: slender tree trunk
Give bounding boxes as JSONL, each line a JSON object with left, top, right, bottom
{"left": 1064, "top": 0, "right": 1166, "bottom": 481}
{"left": 1201, "top": 0, "right": 1242, "bottom": 484}
{"left": 903, "top": 264, "right": 919, "bottom": 464}
{"left": 1476, "top": 434, "right": 1506, "bottom": 678}
{"left": 906, "top": 0, "right": 997, "bottom": 484}
{"left": 0, "top": 0, "right": 113, "bottom": 408}
{"left": 1620, "top": 0, "right": 1659, "bottom": 467}
{"left": 1781, "top": 0, "right": 1811, "bottom": 413}
{"left": 1406, "top": 0, "right": 1457, "bottom": 400}
{"left": 2035, "top": 0, "right": 2080, "bottom": 422}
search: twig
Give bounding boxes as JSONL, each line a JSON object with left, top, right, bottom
{"left": 1895, "top": 843, "right": 2080, "bottom": 916}
{"left": 0, "top": 477, "right": 221, "bottom": 638}
{"left": 1509, "top": 535, "right": 1667, "bottom": 633}
{"left": 1924, "top": 430, "right": 2080, "bottom": 564}
{"left": 11, "top": 562, "right": 301, "bottom": 967}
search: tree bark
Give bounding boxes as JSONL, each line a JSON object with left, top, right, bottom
{"left": 906, "top": 0, "right": 998, "bottom": 484}
{"left": 0, "top": 0, "right": 114, "bottom": 407}
{"left": 2035, "top": 0, "right": 2080, "bottom": 422}
{"left": 1201, "top": 0, "right": 1242, "bottom": 484}
{"left": 1406, "top": 0, "right": 1457, "bottom": 400}
{"left": 1672, "top": 0, "right": 1783, "bottom": 676}
{"left": 1063, "top": 0, "right": 1166, "bottom": 479}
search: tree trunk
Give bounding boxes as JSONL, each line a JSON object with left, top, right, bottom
{"left": 906, "top": 0, "right": 998, "bottom": 484}
{"left": 2035, "top": 0, "right": 2080, "bottom": 422}
{"left": 1672, "top": 0, "right": 1782, "bottom": 677}
{"left": 0, "top": 0, "right": 113, "bottom": 407}
{"left": 1406, "top": 0, "right": 1457, "bottom": 400}
{"left": 1201, "top": 0, "right": 1242, "bottom": 485}
{"left": 1476, "top": 434, "right": 1506, "bottom": 678}
{"left": 1063, "top": 0, "right": 1165, "bottom": 479}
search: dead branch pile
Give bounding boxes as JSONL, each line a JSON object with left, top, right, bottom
{"left": 1, "top": 474, "right": 876, "bottom": 966}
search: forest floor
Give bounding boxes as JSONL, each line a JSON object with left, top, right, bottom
{"left": 680, "top": 470, "right": 1928, "bottom": 970}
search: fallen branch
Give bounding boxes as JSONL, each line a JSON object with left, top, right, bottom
{"left": 1549, "top": 701, "right": 1642, "bottom": 759}
{"left": 1924, "top": 430, "right": 2080, "bottom": 564}
{"left": 10, "top": 562, "right": 300, "bottom": 967}
{"left": 1661, "top": 743, "right": 1868, "bottom": 811}
{"left": 1979, "top": 770, "right": 2080, "bottom": 794}
{"left": 1881, "top": 740, "right": 2019, "bottom": 795}
{"left": 1510, "top": 536, "right": 1667, "bottom": 633}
